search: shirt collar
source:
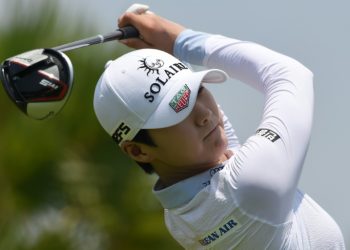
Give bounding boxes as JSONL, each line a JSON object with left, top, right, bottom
{"left": 153, "top": 164, "right": 224, "bottom": 209}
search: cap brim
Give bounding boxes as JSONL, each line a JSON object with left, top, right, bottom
{"left": 143, "top": 69, "right": 227, "bottom": 129}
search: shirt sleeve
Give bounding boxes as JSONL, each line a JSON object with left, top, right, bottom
{"left": 174, "top": 30, "right": 314, "bottom": 224}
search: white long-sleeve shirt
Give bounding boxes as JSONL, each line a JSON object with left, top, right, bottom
{"left": 153, "top": 30, "right": 345, "bottom": 249}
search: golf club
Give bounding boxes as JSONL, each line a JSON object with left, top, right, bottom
{"left": 0, "top": 3, "right": 149, "bottom": 120}
{"left": 0, "top": 26, "right": 139, "bottom": 120}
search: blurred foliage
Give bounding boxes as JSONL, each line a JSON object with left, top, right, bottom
{"left": 0, "top": 1, "right": 180, "bottom": 249}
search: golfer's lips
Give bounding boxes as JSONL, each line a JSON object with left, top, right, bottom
{"left": 204, "top": 123, "right": 219, "bottom": 140}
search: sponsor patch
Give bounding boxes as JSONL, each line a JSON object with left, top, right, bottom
{"left": 256, "top": 128, "right": 280, "bottom": 142}
{"left": 169, "top": 84, "right": 191, "bottom": 113}
{"left": 112, "top": 122, "right": 131, "bottom": 144}
{"left": 198, "top": 215, "right": 241, "bottom": 247}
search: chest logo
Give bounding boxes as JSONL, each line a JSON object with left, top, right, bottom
{"left": 198, "top": 216, "right": 241, "bottom": 247}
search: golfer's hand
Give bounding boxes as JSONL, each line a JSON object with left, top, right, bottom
{"left": 118, "top": 12, "right": 185, "bottom": 55}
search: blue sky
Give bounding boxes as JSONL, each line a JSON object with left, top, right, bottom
{"left": 1, "top": 0, "right": 349, "bottom": 245}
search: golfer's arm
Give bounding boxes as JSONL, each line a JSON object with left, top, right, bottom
{"left": 174, "top": 30, "right": 314, "bottom": 223}
{"left": 175, "top": 29, "right": 314, "bottom": 167}
{"left": 204, "top": 34, "right": 314, "bottom": 165}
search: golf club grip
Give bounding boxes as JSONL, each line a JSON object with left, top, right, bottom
{"left": 104, "top": 26, "right": 139, "bottom": 42}
{"left": 53, "top": 26, "right": 139, "bottom": 52}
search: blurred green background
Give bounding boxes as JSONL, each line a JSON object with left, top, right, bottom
{"left": 0, "top": 1, "right": 179, "bottom": 249}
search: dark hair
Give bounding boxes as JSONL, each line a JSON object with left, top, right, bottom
{"left": 131, "top": 129, "right": 156, "bottom": 174}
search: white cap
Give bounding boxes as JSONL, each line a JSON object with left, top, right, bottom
{"left": 93, "top": 48, "right": 227, "bottom": 145}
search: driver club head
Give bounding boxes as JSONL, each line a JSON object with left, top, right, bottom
{"left": 0, "top": 48, "right": 73, "bottom": 120}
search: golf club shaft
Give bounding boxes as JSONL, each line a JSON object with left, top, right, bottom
{"left": 52, "top": 26, "right": 139, "bottom": 52}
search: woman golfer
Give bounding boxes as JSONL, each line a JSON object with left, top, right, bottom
{"left": 93, "top": 8, "right": 345, "bottom": 250}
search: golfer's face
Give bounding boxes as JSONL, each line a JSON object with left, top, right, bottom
{"left": 148, "top": 85, "right": 228, "bottom": 170}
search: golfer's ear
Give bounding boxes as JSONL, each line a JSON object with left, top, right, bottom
{"left": 121, "top": 141, "right": 154, "bottom": 163}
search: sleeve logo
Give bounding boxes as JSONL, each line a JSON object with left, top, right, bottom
{"left": 256, "top": 128, "right": 280, "bottom": 142}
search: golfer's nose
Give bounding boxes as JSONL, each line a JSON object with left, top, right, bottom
{"left": 194, "top": 101, "right": 212, "bottom": 127}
